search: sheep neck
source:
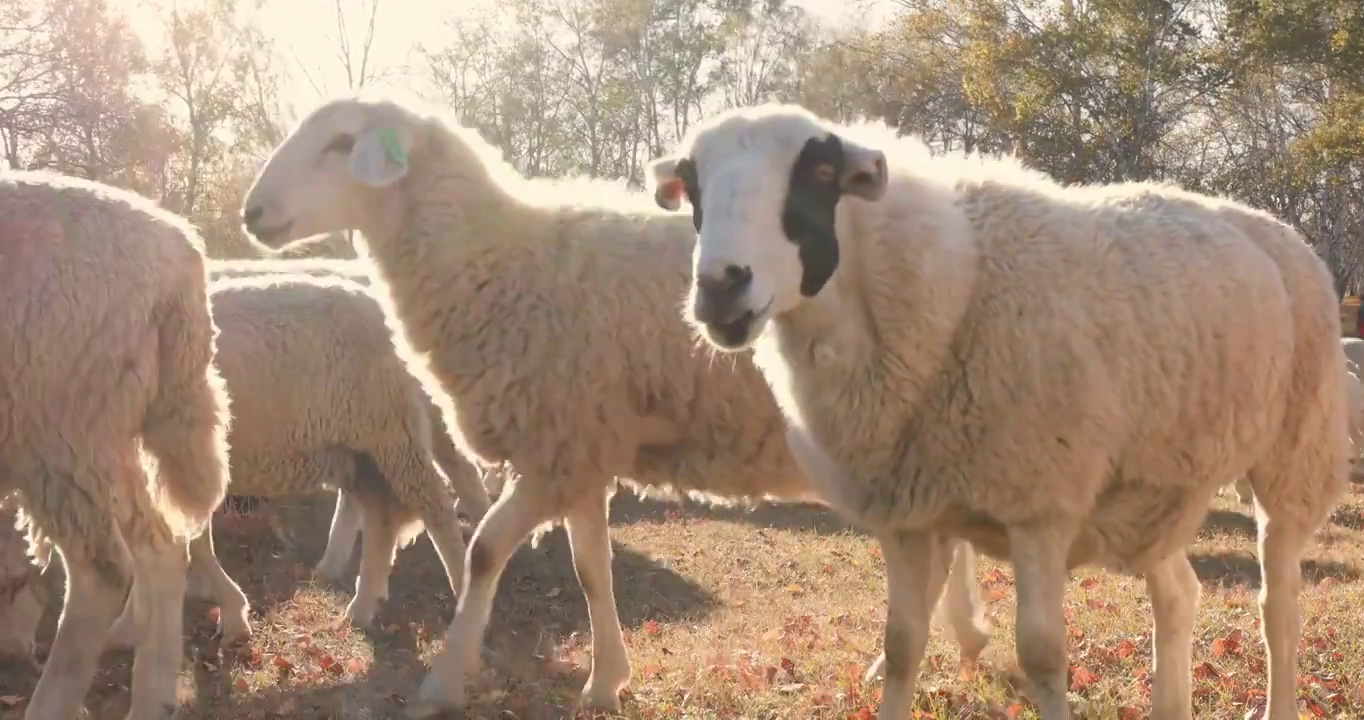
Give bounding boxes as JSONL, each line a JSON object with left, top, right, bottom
{"left": 758, "top": 193, "right": 980, "bottom": 481}
{"left": 350, "top": 120, "right": 533, "bottom": 362}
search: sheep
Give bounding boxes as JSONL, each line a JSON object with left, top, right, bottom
{"left": 236, "top": 90, "right": 993, "bottom": 716}
{"left": 647, "top": 103, "right": 1350, "bottom": 720}
{"left": 104, "top": 273, "right": 498, "bottom": 649}
{"left": 0, "top": 170, "right": 231, "bottom": 719}
{"left": 204, "top": 257, "right": 505, "bottom": 580}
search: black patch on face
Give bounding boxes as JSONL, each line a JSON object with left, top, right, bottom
{"left": 783, "top": 134, "right": 845, "bottom": 297}
{"left": 675, "top": 157, "right": 703, "bottom": 232}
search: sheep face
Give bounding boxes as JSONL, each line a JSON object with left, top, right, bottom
{"left": 241, "top": 96, "right": 416, "bottom": 252}
{"left": 649, "top": 105, "right": 888, "bottom": 352}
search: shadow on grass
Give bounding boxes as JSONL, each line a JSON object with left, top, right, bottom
{"left": 0, "top": 492, "right": 721, "bottom": 719}
{"left": 608, "top": 486, "right": 862, "bottom": 537}
{"left": 1199, "top": 509, "right": 1258, "bottom": 539}
{"left": 1189, "top": 551, "right": 1359, "bottom": 590}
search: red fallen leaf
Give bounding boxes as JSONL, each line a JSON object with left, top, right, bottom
{"left": 1192, "top": 661, "right": 1218, "bottom": 680}
{"left": 325, "top": 659, "right": 344, "bottom": 676}
{"left": 345, "top": 657, "right": 366, "bottom": 675}
{"left": 847, "top": 707, "right": 875, "bottom": 720}
{"left": 642, "top": 620, "right": 662, "bottom": 636}
{"left": 780, "top": 657, "right": 796, "bottom": 677}
{"left": 1117, "top": 706, "right": 1142, "bottom": 720}
{"left": 272, "top": 655, "right": 294, "bottom": 674}
{"left": 1211, "top": 635, "right": 1242, "bottom": 658}
{"left": 765, "top": 665, "right": 779, "bottom": 684}
{"left": 1114, "top": 639, "right": 1137, "bottom": 659}
{"left": 1070, "top": 665, "right": 1098, "bottom": 691}
{"left": 641, "top": 662, "right": 664, "bottom": 680}
{"left": 1080, "top": 577, "right": 1099, "bottom": 590}
{"left": 232, "top": 677, "right": 248, "bottom": 693}
{"left": 1004, "top": 702, "right": 1025, "bottom": 719}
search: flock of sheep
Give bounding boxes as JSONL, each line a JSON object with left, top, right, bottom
{"left": 0, "top": 90, "right": 1358, "bottom": 720}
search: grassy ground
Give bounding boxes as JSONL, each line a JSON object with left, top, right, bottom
{"left": 1, "top": 482, "right": 1362, "bottom": 720}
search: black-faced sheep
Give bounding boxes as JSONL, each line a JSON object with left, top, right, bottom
{"left": 0, "top": 170, "right": 231, "bottom": 720}
{"left": 105, "top": 273, "right": 497, "bottom": 648}
{"left": 236, "top": 91, "right": 991, "bottom": 716}
{"left": 649, "top": 103, "right": 1349, "bottom": 720}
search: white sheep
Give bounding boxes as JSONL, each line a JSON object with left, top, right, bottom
{"left": 0, "top": 170, "right": 231, "bottom": 719}
{"left": 236, "top": 91, "right": 993, "bottom": 716}
{"left": 648, "top": 103, "right": 1350, "bottom": 720}
{"left": 104, "top": 272, "right": 498, "bottom": 647}
{"left": 204, "top": 257, "right": 506, "bottom": 579}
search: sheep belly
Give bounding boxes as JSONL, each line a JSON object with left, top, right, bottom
{"left": 948, "top": 480, "right": 1213, "bottom": 574}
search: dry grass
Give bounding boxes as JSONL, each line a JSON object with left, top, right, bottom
{"left": 1, "top": 483, "right": 1363, "bottom": 719}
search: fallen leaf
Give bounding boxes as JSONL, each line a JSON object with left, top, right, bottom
{"left": 345, "top": 657, "right": 366, "bottom": 675}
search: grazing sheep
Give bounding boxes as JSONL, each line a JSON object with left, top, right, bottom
{"left": 236, "top": 91, "right": 992, "bottom": 716}
{"left": 204, "top": 258, "right": 503, "bottom": 584}
{"left": 649, "top": 103, "right": 1349, "bottom": 720}
{"left": 106, "top": 273, "right": 497, "bottom": 647}
{"left": 0, "top": 170, "right": 231, "bottom": 720}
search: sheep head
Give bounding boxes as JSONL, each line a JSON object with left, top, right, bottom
{"left": 240, "top": 92, "right": 420, "bottom": 253}
{"left": 648, "top": 102, "right": 889, "bottom": 353}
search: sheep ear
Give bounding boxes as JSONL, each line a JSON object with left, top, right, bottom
{"left": 838, "top": 135, "right": 888, "bottom": 202}
{"left": 348, "top": 125, "right": 411, "bottom": 187}
{"left": 648, "top": 156, "right": 685, "bottom": 211}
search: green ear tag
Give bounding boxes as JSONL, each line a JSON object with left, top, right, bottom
{"left": 378, "top": 127, "right": 407, "bottom": 165}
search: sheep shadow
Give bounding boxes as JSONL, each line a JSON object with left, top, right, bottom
{"left": 0, "top": 491, "right": 719, "bottom": 719}
{"left": 608, "top": 486, "right": 863, "bottom": 537}
{"left": 1188, "top": 551, "right": 1359, "bottom": 590}
{"left": 1199, "top": 508, "right": 1259, "bottom": 539}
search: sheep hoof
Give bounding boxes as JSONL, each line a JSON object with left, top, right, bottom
{"left": 342, "top": 599, "right": 379, "bottom": 629}
{"left": 579, "top": 685, "right": 623, "bottom": 713}
{"left": 311, "top": 564, "right": 350, "bottom": 590}
{"left": 215, "top": 612, "right": 253, "bottom": 647}
{"left": 406, "top": 672, "right": 465, "bottom": 717}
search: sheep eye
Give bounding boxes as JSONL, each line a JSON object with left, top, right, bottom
{"left": 323, "top": 134, "right": 355, "bottom": 155}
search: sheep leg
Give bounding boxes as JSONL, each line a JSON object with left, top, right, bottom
{"left": 186, "top": 525, "right": 251, "bottom": 642}
{"left": 108, "top": 521, "right": 251, "bottom": 650}
{"left": 122, "top": 528, "right": 190, "bottom": 720}
{"left": 864, "top": 537, "right": 990, "bottom": 683}
{"left": 431, "top": 435, "right": 492, "bottom": 524}
{"left": 1146, "top": 552, "right": 1198, "bottom": 720}
{"left": 565, "top": 487, "right": 630, "bottom": 711}
{"left": 24, "top": 459, "right": 134, "bottom": 720}
{"left": 409, "top": 479, "right": 550, "bottom": 717}
{"left": 941, "top": 538, "right": 991, "bottom": 671}
{"left": 315, "top": 490, "right": 363, "bottom": 586}
{"left": 875, "top": 530, "right": 953, "bottom": 720}
{"left": 1256, "top": 512, "right": 1310, "bottom": 720}
{"left": 1007, "top": 520, "right": 1075, "bottom": 720}
{"left": 342, "top": 508, "right": 400, "bottom": 628}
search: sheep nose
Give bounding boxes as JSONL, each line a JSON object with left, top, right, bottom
{"left": 241, "top": 205, "right": 263, "bottom": 229}
{"left": 694, "top": 264, "right": 753, "bottom": 325}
